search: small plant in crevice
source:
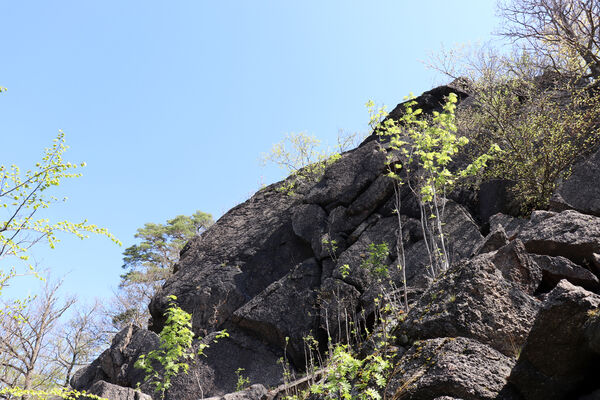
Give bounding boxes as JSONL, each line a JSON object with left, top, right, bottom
{"left": 322, "top": 236, "right": 339, "bottom": 262}
{"left": 235, "top": 368, "right": 250, "bottom": 391}
{"left": 361, "top": 243, "right": 391, "bottom": 281}
{"left": 134, "top": 295, "right": 228, "bottom": 399}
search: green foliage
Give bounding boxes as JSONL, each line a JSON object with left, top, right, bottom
{"left": 234, "top": 368, "right": 250, "bottom": 392}
{"left": 0, "top": 131, "right": 121, "bottom": 263}
{"left": 134, "top": 295, "right": 227, "bottom": 399}
{"left": 0, "top": 386, "right": 107, "bottom": 399}
{"left": 121, "top": 210, "right": 213, "bottom": 280}
{"left": 370, "top": 93, "right": 495, "bottom": 276}
{"left": 113, "top": 210, "right": 213, "bottom": 328}
{"left": 458, "top": 70, "right": 600, "bottom": 213}
{"left": 308, "top": 344, "right": 390, "bottom": 400}
{"left": 431, "top": 41, "right": 600, "bottom": 214}
{"left": 360, "top": 243, "right": 390, "bottom": 281}
{"left": 339, "top": 263, "right": 350, "bottom": 279}
{"left": 322, "top": 237, "right": 339, "bottom": 261}
{"left": 262, "top": 132, "right": 342, "bottom": 195}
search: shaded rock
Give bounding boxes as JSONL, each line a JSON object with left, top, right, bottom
{"left": 150, "top": 191, "right": 314, "bottom": 334}
{"left": 593, "top": 253, "right": 600, "bottom": 273}
{"left": 232, "top": 259, "right": 322, "bottom": 367}
{"left": 518, "top": 210, "right": 600, "bottom": 265}
{"left": 442, "top": 201, "right": 484, "bottom": 264}
{"left": 165, "top": 329, "right": 285, "bottom": 399}
{"left": 347, "top": 175, "right": 394, "bottom": 218}
{"left": 473, "top": 225, "right": 509, "bottom": 255}
{"left": 400, "top": 254, "right": 540, "bottom": 357}
{"left": 326, "top": 175, "right": 394, "bottom": 236}
{"left": 491, "top": 240, "right": 542, "bottom": 294}
{"left": 291, "top": 203, "right": 328, "bottom": 257}
{"left": 82, "top": 380, "right": 151, "bottom": 400}
{"left": 347, "top": 213, "right": 382, "bottom": 246}
{"left": 203, "top": 384, "right": 268, "bottom": 400}
{"left": 585, "top": 310, "right": 600, "bottom": 355}
{"left": 509, "top": 280, "right": 600, "bottom": 400}
{"left": 478, "top": 179, "right": 520, "bottom": 223}
{"left": 550, "top": 147, "right": 600, "bottom": 217}
{"left": 331, "top": 216, "right": 398, "bottom": 292}
{"left": 327, "top": 205, "right": 354, "bottom": 234}
{"left": 579, "top": 389, "right": 600, "bottom": 400}
{"left": 530, "top": 254, "right": 600, "bottom": 292}
{"left": 385, "top": 337, "right": 516, "bottom": 400}
{"left": 305, "top": 141, "right": 388, "bottom": 209}
{"left": 71, "top": 325, "right": 159, "bottom": 392}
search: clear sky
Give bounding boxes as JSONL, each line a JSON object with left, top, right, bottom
{"left": 0, "top": 1, "right": 500, "bottom": 303}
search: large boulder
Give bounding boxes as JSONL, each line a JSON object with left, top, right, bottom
{"left": 305, "top": 141, "right": 388, "bottom": 209}
{"left": 81, "top": 381, "right": 151, "bottom": 400}
{"left": 530, "top": 254, "right": 600, "bottom": 292}
{"left": 149, "top": 185, "right": 314, "bottom": 334}
{"left": 385, "top": 337, "right": 517, "bottom": 400}
{"left": 509, "top": 280, "right": 600, "bottom": 400}
{"left": 518, "top": 210, "right": 600, "bottom": 266}
{"left": 399, "top": 253, "right": 540, "bottom": 357}
{"left": 71, "top": 325, "right": 159, "bottom": 392}
{"left": 550, "top": 147, "right": 600, "bottom": 217}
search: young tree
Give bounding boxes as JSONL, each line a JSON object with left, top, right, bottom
{"left": 0, "top": 279, "right": 76, "bottom": 397}
{"left": 111, "top": 211, "right": 213, "bottom": 329}
{"left": 50, "top": 300, "right": 108, "bottom": 388}
{"left": 498, "top": 0, "right": 600, "bottom": 79}
{"left": 0, "top": 131, "right": 120, "bottom": 263}
{"left": 0, "top": 88, "right": 117, "bottom": 400}
{"left": 0, "top": 129, "right": 121, "bottom": 300}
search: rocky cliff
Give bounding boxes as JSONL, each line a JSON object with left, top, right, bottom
{"left": 72, "top": 85, "right": 600, "bottom": 400}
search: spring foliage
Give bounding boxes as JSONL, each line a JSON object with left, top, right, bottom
{"left": 0, "top": 131, "right": 120, "bottom": 263}
{"left": 368, "top": 93, "right": 497, "bottom": 276}
{"left": 262, "top": 132, "right": 343, "bottom": 195}
{"left": 135, "top": 295, "right": 228, "bottom": 399}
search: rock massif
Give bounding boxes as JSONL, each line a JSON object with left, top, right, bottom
{"left": 74, "top": 86, "right": 600, "bottom": 400}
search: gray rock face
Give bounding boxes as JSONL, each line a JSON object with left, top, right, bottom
{"left": 400, "top": 253, "right": 540, "bottom": 357}
{"left": 510, "top": 280, "right": 600, "bottom": 400}
{"left": 232, "top": 258, "right": 322, "bottom": 367}
{"left": 305, "top": 141, "right": 388, "bottom": 209}
{"left": 77, "top": 84, "right": 600, "bottom": 400}
{"left": 489, "top": 213, "right": 527, "bottom": 239}
{"left": 473, "top": 225, "right": 509, "bottom": 255}
{"left": 385, "top": 337, "right": 516, "bottom": 400}
{"left": 551, "top": 147, "right": 600, "bottom": 217}
{"left": 149, "top": 184, "right": 314, "bottom": 334}
{"left": 491, "top": 240, "right": 542, "bottom": 295}
{"left": 518, "top": 210, "right": 600, "bottom": 265}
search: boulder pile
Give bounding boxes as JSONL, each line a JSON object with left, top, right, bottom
{"left": 73, "top": 86, "right": 600, "bottom": 400}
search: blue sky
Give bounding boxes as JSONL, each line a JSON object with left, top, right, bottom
{"left": 0, "top": 1, "right": 500, "bottom": 302}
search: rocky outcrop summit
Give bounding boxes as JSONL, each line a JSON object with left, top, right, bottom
{"left": 73, "top": 86, "right": 600, "bottom": 400}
